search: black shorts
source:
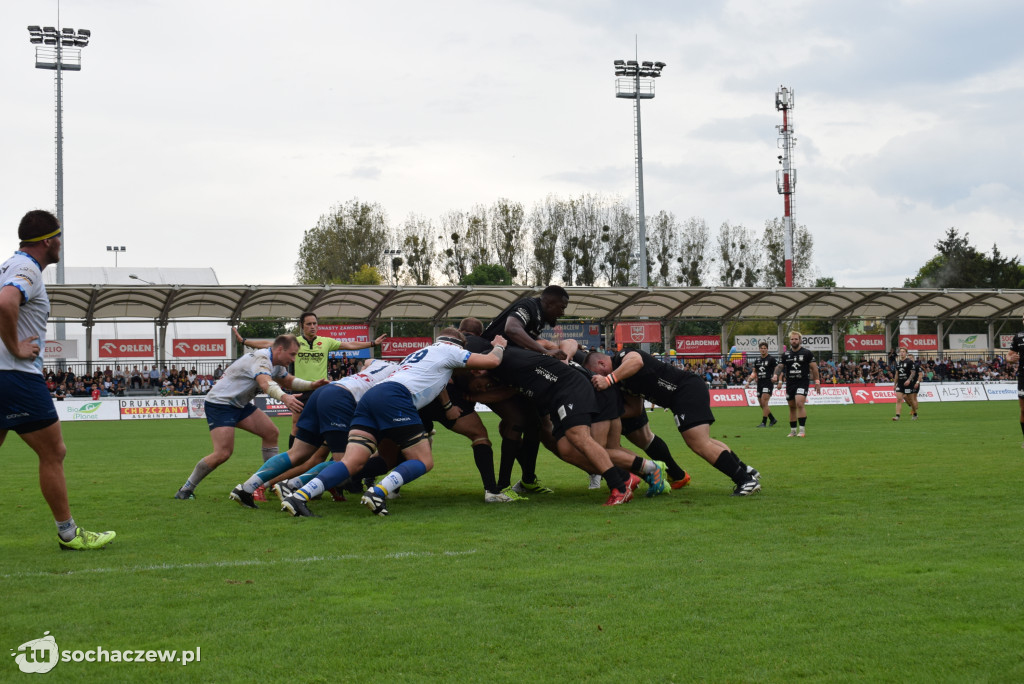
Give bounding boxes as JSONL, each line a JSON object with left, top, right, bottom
{"left": 665, "top": 374, "right": 715, "bottom": 433}
{"left": 591, "top": 385, "right": 623, "bottom": 424}
{"left": 541, "top": 373, "right": 596, "bottom": 441}
{"left": 756, "top": 380, "right": 774, "bottom": 395}
{"left": 786, "top": 380, "right": 810, "bottom": 402}
{"left": 895, "top": 383, "right": 918, "bottom": 395}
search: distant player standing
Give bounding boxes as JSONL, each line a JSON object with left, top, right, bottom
{"left": 892, "top": 346, "right": 920, "bottom": 421}
{"left": 745, "top": 340, "right": 778, "bottom": 427}
{"left": 1007, "top": 313, "right": 1024, "bottom": 447}
{"left": 774, "top": 331, "right": 820, "bottom": 437}
{"left": 0, "top": 210, "right": 115, "bottom": 550}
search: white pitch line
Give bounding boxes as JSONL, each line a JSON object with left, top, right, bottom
{"left": 0, "top": 549, "right": 478, "bottom": 580}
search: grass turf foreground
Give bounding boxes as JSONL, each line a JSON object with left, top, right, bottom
{"left": 2, "top": 402, "right": 1023, "bottom": 682}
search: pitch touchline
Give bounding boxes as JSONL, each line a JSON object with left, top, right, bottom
{"left": 0, "top": 549, "right": 478, "bottom": 580}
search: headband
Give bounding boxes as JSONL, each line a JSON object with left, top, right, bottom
{"left": 23, "top": 228, "right": 62, "bottom": 243}
{"left": 437, "top": 335, "right": 465, "bottom": 348}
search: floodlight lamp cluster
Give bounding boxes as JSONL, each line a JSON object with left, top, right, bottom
{"left": 28, "top": 25, "right": 91, "bottom": 47}
{"left": 613, "top": 59, "right": 666, "bottom": 78}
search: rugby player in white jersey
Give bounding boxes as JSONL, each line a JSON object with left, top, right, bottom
{"left": 228, "top": 358, "right": 397, "bottom": 508}
{"left": 281, "top": 328, "right": 507, "bottom": 517}
{"left": 174, "top": 334, "right": 327, "bottom": 499}
{"left": 1, "top": 210, "right": 115, "bottom": 549}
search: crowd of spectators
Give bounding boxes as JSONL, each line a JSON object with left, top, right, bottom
{"left": 46, "top": 364, "right": 220, "bottom": 400}
{"left": 328, "top": 354, "right": 360, "bottom": 380}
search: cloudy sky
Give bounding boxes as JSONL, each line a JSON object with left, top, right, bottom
{"left": 2, "top": 0, "right": 1022, "bottom": 288}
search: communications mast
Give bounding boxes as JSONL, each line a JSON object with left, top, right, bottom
{"left": 775, "top": 86, "right": 796, "bottom": 287}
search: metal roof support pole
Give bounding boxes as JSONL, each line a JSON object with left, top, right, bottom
{"left": 987, "top": 320, "right": 995, "bottom": 357}
{"left": 85, "top": 323, "right": 93, "bottom": 376}
{"left": 777, "top": 320, "right": 785, "bottom": 353}
{"left": 158, "top": 323, "right": 168, "bottom": 368}
{"left": 831, "top": 320, "right": 839, "bottom": 359}
{"left": 936, "top": 321, "right": 944, "bottom": 361}
{"left": 885, "top": 320, "right": 893, "bottom": 353}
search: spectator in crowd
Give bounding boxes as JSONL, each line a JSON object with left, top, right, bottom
{"left": 212, "top": 364, "right": 224, "bottom": 381}
{"left": 90, "top": 384, "right": 100, "bottom": 400}
{"left": 54, "top": 383, "right": 66, "bottom": 401}
{"left": 149, "top": 365, "right": 160, "bottom": 388}
{"left": 130, "top": 365, "right": 143, "bottom": 389}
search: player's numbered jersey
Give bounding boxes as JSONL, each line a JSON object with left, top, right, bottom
{"left": 780, "top": 348, "right": 815, "bottom": 381}
{"left": 896, "top": 358, "right": 918, "bottom": 382}
{"left": 206, "top": 348, "right": 289, "bottom": 408}
{"left": 481, "top": 297, "right": 546, "bottom": 343}
{"left": 332, "top": 359, "right": 398, "bottom": 402}
{"left": 753, "top": 355, "right": 777, "bottom": 381}
{"left": 0, "top": 251, "right": 48, "bottom": 374}
{"left": 382, "top": 343, "right": 471, "bottom": 409}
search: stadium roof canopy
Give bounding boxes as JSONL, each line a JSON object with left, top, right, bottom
{"left": 45, "top": 284, "right": 1024, "bottom": 327}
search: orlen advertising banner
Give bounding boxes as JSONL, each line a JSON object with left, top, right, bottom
{"left": 45, "top": 339, "right": 78, "bottom": 359}
{"left": 849, "top": 385, "right": 897, "bottom": 404}
{"left": 675, "top": 336, "right": 721, "bottom": 357}
{"left": 708, "top": 388, "right": 748, "bottom": 407}
{"left": 614, "top": 322, "right": 661, "bottom": 344}
{"left": 844, "top": 335, "right": 885, "bottom": 352}
{"left": 119, "top": 397, "right": 189, "bottom": 419}
{"left": 540, "top": 323, "right": 603, "bottom": 349}
{"left": 317, "top": 324, "right": 372, "bottom": 359}
{"left": 99, "top": 339, "right": 154, "bottom": 358}
{"left": 52, "top": 399, "right": 121, "bottom": 421}
{"left": 172, "top": 339, "right": 227, "bottom": 358}
{"left": 899, "top": 334, "right": 938, "bottom": 351}
{"left": 381, "top": 337, "right": 432, "bottom": 358}
{"left": 948, "top": 333, "right": 988, "bottom": 350}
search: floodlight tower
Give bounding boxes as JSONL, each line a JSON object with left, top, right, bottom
{"left": 27, "top": 21, "right": 91, "bottom": 341}
{"left": 614, "top": 57, "right": 666, "bottom": 288}
{"left": 775, "top": 85, "right": 796, "bottom": 287}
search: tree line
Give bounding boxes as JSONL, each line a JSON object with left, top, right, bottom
{"left": 294, "top": 196, "right": 821, "bottom": 288}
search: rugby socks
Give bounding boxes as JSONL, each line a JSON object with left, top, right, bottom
{"left": 798, "top": 417, "right": 807, "bottom": 427}
{"left": 182, "top": 460, "right": 214, "bottom": 492}
{"left": 261, "top": 446, "right": 277, "bottom": 462}
{"left": 602, "top": 467, "right": 629, "bottom": 493}
{"left": 377, "top": 460, "right": 428, "bottom": 495}
{"left": 56, "top": 518, "right": 77, "bottom": 542}
{"left": 768, "top": 412, "right": 776, "bottom": 423}
{"left": 712, "top": 450, "right": 751, "bottom": 484}
{"left": 361, "top": 456, "right": 391, "bottom": 482}
{"left": 497, "top": 439, "right": 519, "bottom": 490}
{"left": 294, "top": 462, "right": 351, "bottom": 501}
{"left": 472, "top": 441, "right": 499, "bottom": 492}
{"left": 641, "top": 435, "right": 687, "bottom": 481}
{"left": 518, "top": 435, "right": 540, "bottom": 484}
{"left": 629, "top": 456, "right": 657, "bottom": 476}
{"left": 760, "top": 417, "right": 768, "bottom": 425}
{"left": 790, "top": 421, "right": 798, "bottom": 430}
{"left": 242, "top": 452, "right": 292, "bottom": 493}
{"left": 297, "top": 461, "right": 329, "bottom": 485}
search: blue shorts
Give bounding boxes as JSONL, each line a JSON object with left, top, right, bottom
{"left": 351, "top": 382, "right": 423, "bottom": 438}
{"left": 0, "top": 371, "right": 58, "bottom": 433}
{"left": 295, "top": 384, "right": 356, "bottom": 452}
{"left": 204, "top": 401, "right": 258, "bottom": 430}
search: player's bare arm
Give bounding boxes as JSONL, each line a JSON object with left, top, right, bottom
{"left": 233, "top": 326, "right": 271, "bottom": 349}
{"left": 466, "top": 334, "right": 508, "bottom": 370}
{"left": 592, "top": 350, "right": 643, "bottom": 391}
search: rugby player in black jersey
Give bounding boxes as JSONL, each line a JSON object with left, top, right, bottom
{"left": 892, "top": 346, "right": 920, "bottom": 421}
{"left": 773, "top": 331, "right": 820, "bottom": 437}
{"left": 585, "top": 348, "right": 761, "bottom": 496}
{"left": 480, "top": 286, "right": 570, "bottom": 495}
{"left": 481, "top": 344, "right": 642, "bottom": 505}
{"left": 745, "top": 340, "right": 779, "bottom": 427}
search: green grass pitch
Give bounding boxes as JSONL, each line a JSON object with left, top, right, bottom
{"left": 3, "top": 402, "right": 1024, "bottom": 682}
